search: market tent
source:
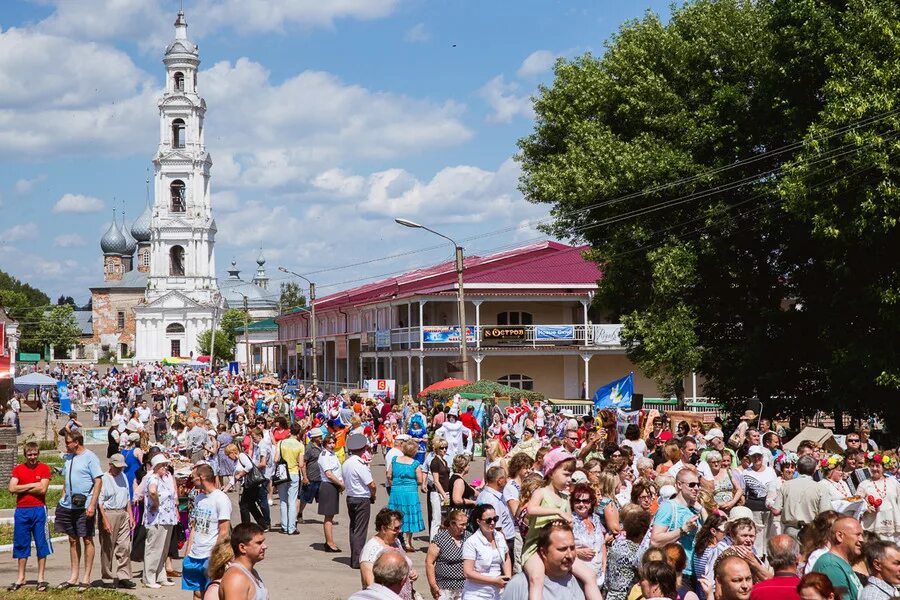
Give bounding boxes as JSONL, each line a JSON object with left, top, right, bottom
{"left": 783, "top": 426, "right": 843, "bottom": 455}
{"left": 418, "top": 378, "right": 471, "bottom": 397}
{"left": 13, "top": 372, "right": 58, "bottom": 391}
{"left": 427, "top": 379, "right": 545, "bottom": 402}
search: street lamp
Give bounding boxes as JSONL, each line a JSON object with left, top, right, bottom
{"left": 278, "top": 266, "right": 317, "bottom": 386}
{"left": 394, "top": 218, "right": 470, "bottom": 380}
{"left": 235, "top": 292, "right": 252, "bottom": 375}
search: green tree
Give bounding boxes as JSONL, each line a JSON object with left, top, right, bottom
{"left": 56, "top": 295, "right": 76, "bottom": 306}
{"left": 0, "top": 269, "right": 51, "bottom": 353}
{"left": 197, "top": 329, "right": 235, "bottom": 362}
{"left": 220, "top": 308, "right": 249, "bottom": 342}
{"left": 36, "top": 304, "right": 81, "bottom": 357}
{"left": 518, "top": 0, "right": 900, "bottom": 423}
{"left": 279, "top": 282, "right": 306, "bottom": 313}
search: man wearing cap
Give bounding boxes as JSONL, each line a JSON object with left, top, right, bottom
{"left": 299, "top": 428, "right": 323, "bottom": 524}
{"left": 702, "top": 428, "right": 738, "bottom": 469}
{"left": 342, "top": 434, "right": 376, "bottom": 569}
{"left": 97, "top": 453, "right": 135, "bottom": 589}
{"left": 743, "top": 445, "right": 777, "bottom": 557}
{"left": 434, "top": 409, "right": 473, "bottom": 463}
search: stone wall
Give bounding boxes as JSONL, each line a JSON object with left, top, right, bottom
{"left": 91, "top": 289, "right": 145, "bottom": 357}
{"left": 0, "top": 426, "right": 18, "bottom": 484}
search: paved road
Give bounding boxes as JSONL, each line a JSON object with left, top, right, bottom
{"left": 2, "top": 405, "right": 485, "bottom": 599}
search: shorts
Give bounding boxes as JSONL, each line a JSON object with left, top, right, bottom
{"left": 54, "top": 505, "right": 96, "bottom": 538}
{"left": 13, "top": 506, "right": 53, "bottom": 559}
{"left": 300, "top": 481, "right": 320, "bottom": 504}
{"left": 181, "top": 555, "right": 210, "bottom": 592}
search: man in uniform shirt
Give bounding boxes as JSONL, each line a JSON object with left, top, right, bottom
{"left": 775, "top": 455, "right": 829, "bottom": 539}
{"left": 9, "top": 442, "right": 52, "bottom": 591}
{"left": 97, "top": 453, "right": 135, "bottom": 589}
{"left": 342, "top": 434, "right": 376, "bottom": 569}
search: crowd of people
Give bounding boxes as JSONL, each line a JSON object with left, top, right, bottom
{"left": 5, "top": 362, "right": 900, "bottom": 600}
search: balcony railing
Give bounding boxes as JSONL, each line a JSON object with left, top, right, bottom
{"left": 361, "top": 323, "right": 624, "bottom": 350}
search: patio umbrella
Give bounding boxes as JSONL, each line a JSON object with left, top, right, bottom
{"left": 257, "top": 376, "right": 280, "bottom": 386}
{"left": 418, "top": 377, "right": 472, "bottom": 397}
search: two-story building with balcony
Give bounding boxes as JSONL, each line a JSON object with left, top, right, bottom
{"left": 271, "top": 241, "right": 672, "bottom": 399}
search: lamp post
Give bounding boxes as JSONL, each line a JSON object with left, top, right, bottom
{"left": 395, "top": 218, "right": 469, "bottom": 381}
{"left": 278, "top": 266, "right": 317, "bottom": 386}
{"left": 235, "top": 292, "right": 251, "bottom": 375}
{"left": 208, "top": 291, "right": 222, "bottom": 370}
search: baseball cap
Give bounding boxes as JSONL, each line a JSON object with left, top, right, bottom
{"left": 748, "top": 445, "right": 765, "bottom": 456}
{"left": 109, "top": 453, "right": 126, "bottom": 468}
{"left": 728, "top": 506, "right": 754, "bottom": 521}
{"left": 704, "top": 428, "right": 724, "bottom": 441}
{"left": 150, "top": 454, "right": 170, "bottom": 468}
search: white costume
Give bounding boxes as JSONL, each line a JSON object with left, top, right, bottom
{"left": 434, "top": 410, "right": 473, "bottom": 461}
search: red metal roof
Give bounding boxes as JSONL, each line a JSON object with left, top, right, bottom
{"left": 303, "top": 240, "right": 602, "bottom": 313}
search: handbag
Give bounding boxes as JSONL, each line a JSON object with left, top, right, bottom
{"left": 240, "top": 453, "right": 267, "bottom": 488}
{"left": 68, "top": 455, "right": 90, "bottom": 509}
{"left": 272, "top": 441, "right": 290, "bottom": 487}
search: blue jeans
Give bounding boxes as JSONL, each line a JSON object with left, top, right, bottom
{"left": 278, "top": 473, "right": 300, "bottom": 533}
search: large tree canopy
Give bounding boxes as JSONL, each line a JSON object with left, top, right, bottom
{"left": 518, "top": 0, "right": 900, "bottom": 423}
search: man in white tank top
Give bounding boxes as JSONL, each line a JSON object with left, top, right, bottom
{"left": 219, "top": 523, "right": 269, "bottom": 600}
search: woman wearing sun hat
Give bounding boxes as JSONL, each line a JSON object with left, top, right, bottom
{"left": 142, "top": 454, "right": 178, "bottom": 589}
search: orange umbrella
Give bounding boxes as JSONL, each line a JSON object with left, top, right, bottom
{"left": 417, "top": 377, "right": 472, "bottom": 397}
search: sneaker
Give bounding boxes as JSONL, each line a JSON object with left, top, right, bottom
{"left": 144, "top": 582, "right": 161, "bottom": 589}
{"left": 118, "top": 580, "right": 137, "bottom": 589}
{"left": 160, "top": 579, "right": 175, "bottom": 587}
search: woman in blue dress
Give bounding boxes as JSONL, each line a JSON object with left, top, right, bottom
{"left": 388, "top": 438, "right": 427, "bottom": 552}
{"left": 407, "top": 414, "right": 427, "bottom": 464}
{"left": 214, "top": 423, "right": 235, "bottom": 491}
{"left": 121, "top": 432, "right": 143, "bottom": 500}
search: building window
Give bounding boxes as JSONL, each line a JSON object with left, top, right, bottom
{"left": 174, "top": 71, "right": 184, "bottom": 92}
{"left": 170, "top": 180, "right": 186, "bottom": 212}
{"left": 171, "top": 339, "right": 181, "bottom": 356}
{"left": 119, "top": 343, "right": 128, "bottom": 357}
{"left": 169, "top": 246, "right": 185, "bottom": 276}
{"left": 497, "top": 311, "right": 533, "bottom": 326}
{"left": 117, "top": 311, "right": 125, "bottom": 330}
{"left": 498, "top": 374, "right": 534, "bottom": 391}
{"left": 172, "top": 118, "right": 186, "bottom": 148}
{"left": 141, "top": 250, "right": 150, "bottom": 267}
{"left": 166, "top": 323, "right": 185, "bottom": 334}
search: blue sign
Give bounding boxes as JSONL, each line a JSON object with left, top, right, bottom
{"left": 228, "top": 361, "right": 240, "bottom": 375}
{"left": 593, "top": 373, "right": 634, "bottom": 411}
{"left": 422, "top": 326, "right": 476, "bottom": 343}
{"left": 375, "top": 329, "right": 391, "bottom": 350}
{"left": 535, "top": 325, "right": 575, "bottom": 340}
{"left": 57, "top": 380, "right": 71, "bottom": 415}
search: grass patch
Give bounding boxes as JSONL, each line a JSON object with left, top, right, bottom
{"left": 3, "top": 589, "right": 133, "bottom": 599}
{"left": 0, "top": 521, "right": 57, "bottom": 546}
{"left": 0, "top": 489, "right": 62, "bottom": 511}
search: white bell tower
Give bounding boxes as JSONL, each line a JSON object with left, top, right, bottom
{"left": 146, "top": 9, "right": 217, "bottom": 302}
{"left": 135, "top": 10, "right": 220, "bottom": 361}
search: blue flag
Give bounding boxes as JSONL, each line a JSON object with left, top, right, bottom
{"left": 593, "top": 373, "right": 634, "bottom": 410}
{"left": 57, "top": 380, "right": 71, "bottom": 416}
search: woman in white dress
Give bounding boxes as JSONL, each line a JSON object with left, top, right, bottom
{"left": 817, "top": 454, "right": 851, "bottom": 512}
{"left": 856, "top": 454, "right": 900, "bottom": 542}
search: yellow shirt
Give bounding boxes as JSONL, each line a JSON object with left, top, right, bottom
{"left": 278, "top": 438, "right": 304, "bottom": 475}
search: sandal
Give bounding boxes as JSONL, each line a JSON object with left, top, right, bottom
{"left": 7, "top": 582, "right": 25, "bottom": 591}
{"left": 57, "top": 581, "right": 78, "bottom": 589}
{"left": 37, "top": 582, "right": 50, "bottom": 592}
{"left": 76, "top": 583, "right": 90, "bottom": 593}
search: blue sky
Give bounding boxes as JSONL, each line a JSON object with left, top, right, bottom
{"left": 0, "top": 0, "right": 673, "bottom": 305}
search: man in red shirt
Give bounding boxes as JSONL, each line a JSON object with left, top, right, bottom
{"left": 459, "top": 405, "right": 481, "bottom": 435}
{"left": 749, "top": 534, "right": 801, "bottom": 600}
{"left": 8, "top": 441, "right": 52, "bottom": 591}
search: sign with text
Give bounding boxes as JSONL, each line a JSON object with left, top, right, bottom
{"left": 481, "top": 326, "right": 527, "bottom": 341}
{"left": 422, "top": 325, "right": 475, "bottom": 343}
{"left": 375, "top": 329, "right": 391, "bottom": 350}
{"left": 535, "top": 325, "right": 575, "bottom": 340}
{"left": 365, "top": 379, "right": 396, "bottom": 401}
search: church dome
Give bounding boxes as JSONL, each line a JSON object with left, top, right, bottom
{"left": 131, "top": 204, "right": 152, "bottom": 242}
{"left": 120, "top": 220, "right": 137, "bottom": 255}
{"left": 100, "top": 211, "right": 127, "bottom": 255}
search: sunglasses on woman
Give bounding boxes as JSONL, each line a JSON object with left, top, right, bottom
{"left": 481, "top": 517, "right": 499, "bottom": 524}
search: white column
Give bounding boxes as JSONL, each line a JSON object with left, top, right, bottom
{"left": 419, "top": 355, "right": 424, "bottom": 391}
{"left": 474, "top": 300, "right": 482, "bottom": 350}
{"left": 474, "top": 353, "right": 483, "bottom": 381}
{"left": 418, "top": 301, "right": 426, "bottom": 351}
{"left": 581, "top": 353, "right": 592, "bottom": 401}
{"left": 407, "top": 354, "right": 413, "bottom": 396}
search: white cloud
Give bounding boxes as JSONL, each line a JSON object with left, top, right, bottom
{"left": 53, "top": 193, "right": 105, "bottom": 213}
{"left": 404, "top": 23, "right": 429, "bottom": 43}
{"left": 311, "top": 169, "right": 365, "bottom": 197}
{"left": 54, "top": 233, "right": 86, "bottom": 248}
{"left": 2, "top": 223, "right": 39, "bottom": 241}
{"left": 202, "top": 59, "right": 472, "bottom": 188}
{"left": 36, "top": 0, "right": 399, "bottom": 50}
{"left": 14, "top": 175, "right": 47, "bottom": 194}
{"left": 212, "top": 191, "right": 241, "bottom": 212}
{"left": 479, "top": 75, "right": 534, "bottom": 123}
{"left": 517, "top": 50, "right": 559, "bottom": 78}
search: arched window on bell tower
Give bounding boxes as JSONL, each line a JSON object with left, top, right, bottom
{"left": 170, "top": 180, "right": 186, "bottom": 212}
{"left": 170, "top": 245, "right": 185, "bottom": 276}
{"left": 172, "top": 118, "right": 186, "bottom": 148}
{"left": 174, "top": 71, "right": 185, "bottom": 92}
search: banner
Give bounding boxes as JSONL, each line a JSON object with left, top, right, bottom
{"left": 375, "top": 330, "right": 391, "bottom": 350}
{"left": 481, "top": 326, "right": 527, "bottom": 341}
{"left": 0, "top": 322, "right": 5, "bottom": 356}
{"left": 616, "top": 408, "right": 642, "bottom": 443}
{"left": 57, "top": 380, "right": 71, "bottom": 415}
{"left": 365, "top": 379, "right": 396, "bottom": 401}
{"left": 535, "top": 325, "right": 575, "bottom": 340}
{"left": 228, "top": 361, "right": 240, "bottom": 375}
{"left": 422, "top": 326, "right": 475, "bottom": 343}
{"left": 593, "top": 372, "right": 634, "bottom": 410}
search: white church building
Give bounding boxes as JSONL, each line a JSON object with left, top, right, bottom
{"left": 121, "top": 11, "right": 277, "bottom": 361}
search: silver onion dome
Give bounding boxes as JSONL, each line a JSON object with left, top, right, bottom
{"left": 131, "top": 203, "right": 152, "bottom": 242}
{"left": 100, "top": 210, "right": 127, "bottom": 255}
